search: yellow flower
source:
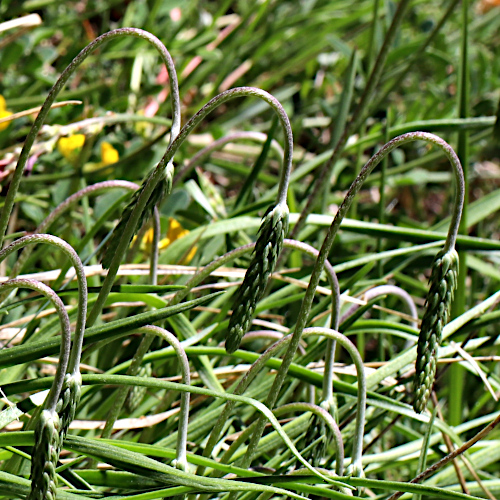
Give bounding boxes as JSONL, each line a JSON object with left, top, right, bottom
{"left": 58, "top": 134, "right": 85, "bottom": 161}
{"left": 83, "top": 141, "right": 119, "bottom": 173}
{"left": 139, "top": 217, "right": 197, "bottom": 263}
{"left": 0, "top": 95, "right": 13, "bottom": 132}
{"left": 100, "top": 142, "right": 119, "bottom": 165}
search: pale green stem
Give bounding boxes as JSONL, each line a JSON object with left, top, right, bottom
{"left": 215, "top": 403, "right": 344, "bottom": 477}
{"left": 244, "top": 132, "right": 464, "bottom": 474}
{"left": 87, "top": 86, "right": 293, "bottom": 328}
{"left": 302, "top": 328, "right": 366, "bottom": 478}
{"left": 87, "top": 378, "right": 339, "bottom": 487}
{"left": 0, "top": 279, "right": 71, "bottom": 414}
{"left": 340, "top": 284, "right": 418, "bottom": 329}
{"left": 10, "top": 181, "right": 138, "bottom": 279}
{"left": 139, "top": 325, "right": 190, "bottom": 470}
{"left": 200, "top": 336, "right": 291, "bottom": 476}
{"left": 8, "top": 180, "right": 139, "bottom": 289}
{"left": 218, "top": 328, "right": 364, "bottom": 479}
{"left": 275, "top": 402, "right": 344, "bottom": 476}
{"left": 0, "top": 28, "right": 180, "bottom": 249}
{"left": 193, "top": 240, "right": 337, "bottom": 474}
{"left": 173, "top": 131, "right": 284, "bottom": 187}
{"left": 100, "top": 325, "right": 191, "bottom": 470}
{"left": 0, "top": 234, "right": 87, "bottom": 375}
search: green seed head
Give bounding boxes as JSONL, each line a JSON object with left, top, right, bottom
{"left": 56, "top": 372, "right": 82, "bottom": 443}
{"left": 27, "top": 410, "right": 61, "bottom": 500}
{"left": 413, "top": 248, "right": 458, "bottom": 413}
{"left": 101, "top": 169, "right": 171, "bottom": 269}
{"left": 225, "top": 203, "right": 289, "bottom": 354}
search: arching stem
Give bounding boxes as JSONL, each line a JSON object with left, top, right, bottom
{"left": 10, "top": 180, "right": 138, "bottom": 278}
{"left": 302, "top": 328, "right": 366, "bottom": 478}
{"left": 100, "top": 326, "right": 190, "bottom": 470}
{"left": 340, "top": 284, "right": 418, "bottom": 329}
{"left": 0, "top": 234, "right": 87, "bottom": 376}
{"left": 0, "top": 28, "right": 180, "bottom": 249}
{"left": 87, "top": 86, "right": 293, "bottom": 328}
{"left": 243, "top": 131, "right": 464, "bottom": 474}
{"left": 0, "top": 279, "right": 71, "bottom": 414}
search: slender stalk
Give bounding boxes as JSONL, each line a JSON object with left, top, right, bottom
{"left": 270, "top": 402, "right": 345, "bottom": 476}
{"left": 82, "top": 375, "right": 342, "bottom": 488}
{"left": 140, "top": 326, "right": 191, "bottom": 470}
{"left": 100, "top": 325, "right": 191, "bottom": 471}
{"left": 196, "top": 239, "right": 338, "bottom": 473}
{"left": 0, "top": 28, "right": 180, "bottom": 249}
{"left": 294, "top": 329, "right": 366, "bottom": 478}
{"left": 87, "top": 87, "right": 293, "bottom": 328}
{"left": 0, "top": 279, "right": 71, "bottom": 414}
{"left": 244, "top": 132, "right": 464, "bottom": 473}
{"left": 340, "top": 285, "right": 418, "bottom": 329}
{"left": 173, "top": 131, "right": 284, "bottom": 187}
{"left": 10, "top": 180, "right": 138, "bottom": 279}
{"left": 0, "top": 234, "right": 87, "bottom": 376}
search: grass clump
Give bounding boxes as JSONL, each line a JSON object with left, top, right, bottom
{"left": 0, "top": 2, "right": 499, "bottom": 500}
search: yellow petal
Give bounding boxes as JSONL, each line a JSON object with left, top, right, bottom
{"left": 158, "top": 237, "right": 171, "bottom": 250}
{"left": 181, "top": 245, "right": 197, "bottom": 264}
{"left": 101, "top": 142, "right": 119, "bottom": 165}
{"left": 58, "top": 134, "right": 86, "bottom": 160}
{"left": 0, "top": 95, "right": 6, "bottom": 112}
{"left": 0, "top": 109, "right": 12, "bottom": 131}
{"left": 167, "top": 217, "right": 189, "bottom": 242}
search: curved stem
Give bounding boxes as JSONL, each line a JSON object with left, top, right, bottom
{"left": 100, "top": 325, "right": 191, "bottom": 471}
{"left": 302, "top": 328, "right": 366, "bottom": 478}
{"left": 274, "top": 402, "right": 344, "bottom": 476}
{"left": 217, "top": 403, "right": 344, "bottom": 477}
{"left": 139, "top": 325, "right": 190, "bottom": 470}
{"left": 173, "top": 131, "right": 284, "bottom": 187}
{"left": 244, "top": 131, "right": 463, "bottom": 475}
{"left": 0, "top": 279, "right": 71, "bottom": 414}
{"left": 239, "top": 331, "right": 306, "bottom": 355}
{"left": 0, "top": 234, "right": 87, "bottom": 375}
{"left": 37, "top": 180, "right": 139, "bottom": 235}
{"left": 0, "top": 27, "right": 180, "bottom": 248}
{"left": 340, "top": 284, "right": 418, "bottom": 329}
{"left": 11, "top": 180, "right": 138, "bottom": 280}
{"left": 88, "top": 87, "right": 293, "bottom": 328}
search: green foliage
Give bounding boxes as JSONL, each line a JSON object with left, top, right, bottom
{"left": 0, "top": 1, "right": 499, "bottom": 499}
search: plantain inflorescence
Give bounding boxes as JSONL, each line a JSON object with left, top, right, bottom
{"left": 101, "top": 169, "right": 172, "bottom": 269}
{"left": 55, "top": 372, "right": 82, "bottom": 443}
{"left": 413, "top": 248, "right": 459, "bottom": 413}
{"left": 225, "top": 202, "right": 289, "bottom": 354}
{"left": 27, "top": 410, "right": 61, "bottom": 500}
